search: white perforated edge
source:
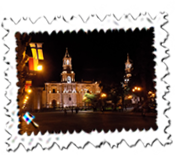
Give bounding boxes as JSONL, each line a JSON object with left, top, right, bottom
{"left": 3, "top": 13, "right": 169, "bottom": 150}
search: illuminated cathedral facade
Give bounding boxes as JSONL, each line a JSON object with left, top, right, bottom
{"left": 28, "top": 50, "right": 131, "bottom": 111}
{"left": 41, "top": 48, "right": 101, "bottom": 108}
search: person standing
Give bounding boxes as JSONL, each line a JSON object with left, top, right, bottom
{"left": 142, "top": 99, "right": 149, "bottom": 117}
{"left": 64, "top": 108, "right": 67, "bottom": 114}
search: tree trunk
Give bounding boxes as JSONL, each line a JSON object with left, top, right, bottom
{"left": 122, "top": 95, "right": 125, "bottom": 110}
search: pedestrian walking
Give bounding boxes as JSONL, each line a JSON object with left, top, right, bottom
{"left": 64, "top": 108, "right": 67, "bottom": 114}
{"left": 101, "top": 106, "right": 104, "bottom": 112}
{"left": 141, "top": 99, "right": 149, "bottom": 117}
{"left": 75, "top": 107, "right": 78, "bottom": 114}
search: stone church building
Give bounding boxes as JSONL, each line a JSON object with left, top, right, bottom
{"left": 29, "top": 48, "right": 101, "bottom": 111}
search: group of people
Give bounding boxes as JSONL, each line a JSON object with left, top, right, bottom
{"left": 64, "top": 107, "right": 79, "bottom": 114}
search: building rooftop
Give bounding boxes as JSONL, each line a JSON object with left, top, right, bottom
{"left": 64, "top": 47, "right": 70, "bottom": 58}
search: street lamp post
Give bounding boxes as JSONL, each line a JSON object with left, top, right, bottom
{"left": 148, "top": 91, "right": 156, "bottom": 105}
{"left": 101, "top": 93, "right": 107, "bottom": 110}
{"left": 132, "top": 86, "right": 141, "bottom": 92}
{"left": 132, "top": 86, "right": 142, "bottom": 104}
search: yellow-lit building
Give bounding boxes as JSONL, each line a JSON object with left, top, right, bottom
{"left": 30, "top": 48, "right": 101, "bottom": 110}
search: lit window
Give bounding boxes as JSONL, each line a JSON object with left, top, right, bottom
{"left": 52, "top": 89, "right": 56, "bottom": 93}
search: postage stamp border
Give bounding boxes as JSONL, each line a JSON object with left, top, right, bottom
{"left": 2, "top": 13, "right": 170, "bottom": 150}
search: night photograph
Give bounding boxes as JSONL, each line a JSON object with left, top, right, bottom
{"left": 16, "top": 28, "right": 157, "bottom": 135}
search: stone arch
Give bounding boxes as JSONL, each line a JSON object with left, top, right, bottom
{"left": 52, "top": 99, "right": 57, "bottom": 108}
{"left": 69, "top": 95, "right": 71, "bottom": 101}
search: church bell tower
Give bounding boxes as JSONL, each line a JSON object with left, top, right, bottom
{"left": 61, "top": 48, "right": 75, "bottom": 83}
{"left": 124, "top": 53, "right": 132, "bottom": 85}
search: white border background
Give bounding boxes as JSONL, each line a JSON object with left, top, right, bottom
{"left": 0, "top": 0, "right": 170, "bottom": 150}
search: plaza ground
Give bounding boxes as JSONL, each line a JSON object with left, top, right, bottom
{"left": 20, "top": 110, "right": 157, "bottom": 135}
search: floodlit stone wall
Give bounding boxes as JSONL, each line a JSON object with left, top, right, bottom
{"left": 30, "top": 82, "right": 101, "bottom": 110}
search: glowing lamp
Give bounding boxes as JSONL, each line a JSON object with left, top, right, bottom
{"left": 128, "top": 95, "right": 132, "bottom": 99}
{"left": 37, "top": 65, "right": 42, "bottom": 71}
{"left": 28, "top": 89, "right": 32, "bottom": 94}
{"left": 25, "top": 96, "right": 29, "bottom": 99}
{"left": 132, "top": 89, "right": 135, "bottom": 92}
{"left": 137, "top": 87, "right": 141, "bottom": 91}
{"left": 152, "top": 93, "right": 155, "bottom": 97}
{"left": 101, "top": 93, "right": 107, "bottom": 98}
{"left": 148, "top": 91, "right": 152, "bottom": 94}
{"left": 83, "top": 96, "right": 87, "bottom": 101}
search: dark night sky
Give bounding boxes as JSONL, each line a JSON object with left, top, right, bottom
{"left": 26, "top": 28, "right": 155, "bottom": 91}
